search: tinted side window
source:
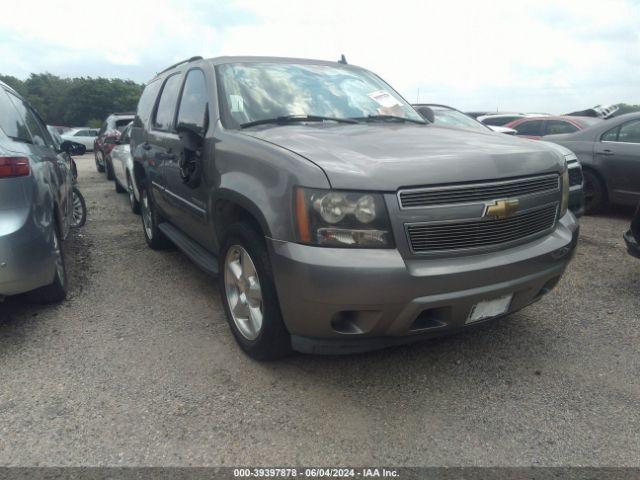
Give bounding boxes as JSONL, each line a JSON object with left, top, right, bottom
{"left": 0, "top": 89, "right": 31, "bottom": 142}
{"left": 153, "top": 74, "right": 182, "bottom": 131}
{"left": 617, "top": 119, "right": 640, "bottom": 143}
{"left": 601, "top": 126, "right": 619, "bottom": 142}
{"left": 7, "top": 93, "right": 52, "bottom": 147}
{"left": 75, "top": 130, "right": 89, "bottom": 136}
{"left": 545, "top": 120, "right": 578, "bottom": 135}
{"left": 483, "top": 116, "right": 519, "bottom": 126}
{"left": 136, "top": 79, "right": 162, "bottom": 127}
{"left": 177, "top": 70, "right": 208, "bottom": 133}
{"left": 98, "top": 121, "right": 108, "bottom": 135}
{"left": 120, "top": 126, "right": 131, "bottom": 142}
{"left": 514, "top": 120, "right": 543, "bottom": 136}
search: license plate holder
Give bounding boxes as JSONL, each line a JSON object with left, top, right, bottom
{"left": 467, "top": 294, "right": 513, "bottom": 324}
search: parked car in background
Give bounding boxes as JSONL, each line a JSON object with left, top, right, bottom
{"left": 94, "top": 112, "right": 134, "bottom": 177}
{"left": 0, "top": 81, "right": 74, "bottom": 303}
{"left": 47, "top": 126, "right": 88, "bottom": 228}
{"left": 111, "top": 124, "right": 140, "bottom": 213}
{"left": 504, "top": 116, "right": 602, "bottom": 140}
{"left": 478, "top": 113, "right": 527, "bottom": 126}
{"left": 60, "top": 127, "right": 99, "bottom": 151}
{"left": 131, "top": 56, "right": 578, "bottom": 360}
{"left": 543, "top": 112, "right": 640, "bottom": 213}
{"left": 413, "top": 104, "right": 493, "bottom": 133}
{"left": 624, "top": 202, "right": 640, "bottom": 258}
{"left": 566, "top": 104, "right": 619, "bottom": 119}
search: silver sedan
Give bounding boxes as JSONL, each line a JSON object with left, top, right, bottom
{"left": 110, "top": 124, "right": 140, "bottom": 214}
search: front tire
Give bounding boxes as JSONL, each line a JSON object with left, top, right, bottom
{"left": 219, "top": 222, "right": 291, "bottom": 360}
{"left": 139, "top": 185, "right": 171, "bottom": 250}
{"left": 70, "top": 187, "right": 87, "bottom": 228}
{"left": 27, "top": 225, "right": 68, "bottom": 304}
{"left": 115, "top": 176, "right": 126, "bottom": 193}
{"left": 583, "top": 169, "right": 607, "bottom": 214}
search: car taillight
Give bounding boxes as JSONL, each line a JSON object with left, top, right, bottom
{"left": 0, "top": 157, "right": 30, "bottom": 178}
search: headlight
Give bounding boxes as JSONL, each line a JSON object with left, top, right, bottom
{"left": 560, "top": 168, "right": 570, "bottom": 217}
{"left": 295, "top": 187, "right": 394, "bottom": 248}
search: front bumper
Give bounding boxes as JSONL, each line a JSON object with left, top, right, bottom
{"left": 0, "top": 207, "right": 56, "bottom": 296}
{"left": 569, "top": 187, "right": 584, "bottom": 218}
{"left": 269, "top": 212, "right": 579, "bottom": 354}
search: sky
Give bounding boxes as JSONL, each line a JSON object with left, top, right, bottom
{"left": 0, "top": 0, "right": 638, "bottom": 114}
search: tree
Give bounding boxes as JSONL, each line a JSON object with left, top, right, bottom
{"left": 0, "top": 72, "right": 144, "bottom": 126}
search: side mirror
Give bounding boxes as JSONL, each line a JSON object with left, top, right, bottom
{"left": 60, "top": 140, "right": 87, "bottom": 156}
{"left": 176, "top": 123, "right": 204, "bottom": 151}
{"left": 415, "top": 106, "right": 435, "bottom": 123}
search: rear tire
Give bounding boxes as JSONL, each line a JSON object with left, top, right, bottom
{"left": 27, "top": 225, "right": 67, "bottom": 304}
{"left": 127, "top": 173, "right": 141, "bottom": 214}
{"left": 139, "top": 185, "right": 171, "bottom": 250}
{"left": 95, "top": 151, "right": 105, "bottom": 173}
{"left": 105, "top": 155, "right": 115, "bottom": 180}
{"left": 218, "top": 222, "right": 291, "bottom": 360}
{"left": 583, "top": 169, "right": 607, "bottom": 214}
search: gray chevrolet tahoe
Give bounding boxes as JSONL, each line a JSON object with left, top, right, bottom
{"left": 131, "top": 56, "right": 579, "bottom": 359}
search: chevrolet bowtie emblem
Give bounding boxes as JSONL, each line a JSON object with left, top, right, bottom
{"left": 484, "top": 199, "right": 520, "bottom": 219}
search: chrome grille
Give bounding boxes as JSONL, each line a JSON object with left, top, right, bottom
{"left": 399, "top": 174, "right": 559, "bottom": 208}
{"left": 407, "top": 203, "right": 558, "bottom": 253}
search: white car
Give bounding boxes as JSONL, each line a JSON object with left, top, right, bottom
{"left": 61, "top": 128, "right": 99, "bottom": 151}
{"left": 110, "top": 124, "right": 140, "bottom": 214}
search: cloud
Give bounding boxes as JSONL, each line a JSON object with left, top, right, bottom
{"left": 0, "top": 0, "right": 638, "bottom": 113}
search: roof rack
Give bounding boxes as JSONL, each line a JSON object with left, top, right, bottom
{"left": 157, "top": 56, "right": 204, "bottom": 76}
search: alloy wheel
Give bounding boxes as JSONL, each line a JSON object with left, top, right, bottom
{"left": 141, "top": 191, "right": 153, "bottom": 240}
{"left": 71, "top": 191, "right": 84, "bottom": 227}
{"left": 224, "top": 245, "right": 264, "bottom": 340}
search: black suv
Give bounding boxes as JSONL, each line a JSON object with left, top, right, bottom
{"left": 94, "top": 112, "right": 134, "bottom": 178}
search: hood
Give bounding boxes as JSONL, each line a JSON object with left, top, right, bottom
{"left": 241, "top": 123, "right": 564, "bottom": 191}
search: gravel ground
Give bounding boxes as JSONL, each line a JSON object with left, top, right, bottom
{"left": 0, "top": 154, "right": 639, "bottom": 466}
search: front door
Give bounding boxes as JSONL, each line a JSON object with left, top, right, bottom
{"left": 596, "top": 118, "right": 640, "bottom": 204}
{"left": 163, "top": 68, "right": 212, "bottom": 250}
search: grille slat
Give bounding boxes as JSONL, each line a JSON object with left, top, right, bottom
{"left": 399, "top": 175, "right": 559, "bottom": 208}
{"left": 407, "top": 204, "right": 558, "bottom": 253}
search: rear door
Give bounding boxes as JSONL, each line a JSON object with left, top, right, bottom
{"left": 596, "top": 119, "right": 640, "bottom": 204}
{"left": 112, "top": 125, "right": 132, "bottom": 188}
{"left": 146, "top": 72, "right": 184, "bottom": 216}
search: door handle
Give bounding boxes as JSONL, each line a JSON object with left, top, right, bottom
{"left": 600, "top": 149, "right": 614, "bottom": 156}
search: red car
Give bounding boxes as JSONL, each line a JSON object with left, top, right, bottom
{"left": 504, "top": 115, "right": 602, "bottom": 140}
{"left": 94, "top": 112, "right": 134, "bottom": 179}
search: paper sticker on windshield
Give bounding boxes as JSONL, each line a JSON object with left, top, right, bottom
{"left": 230, "top": 94, "right": 245, "bottom": 113}
{"left": 368, "top": 90, "right": 401, "bottom": 108}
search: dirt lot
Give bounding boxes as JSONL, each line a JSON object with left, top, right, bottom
{"left": 0, "top": 154, "right": 639, "bottom": 466}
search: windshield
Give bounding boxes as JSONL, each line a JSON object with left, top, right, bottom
{"left": 216, "top": 62, "right": 423, "bottom": 128}
{"left": 432, "top": 109, "right": 488, "bottom": 132}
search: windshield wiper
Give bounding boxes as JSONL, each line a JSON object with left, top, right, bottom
{"left": 7, "top": 135, "right": 33, "bottom": 144}
{"left": 351, "top": 114, "right": 426, "bottom": 125}
{"left": 239, "top": 114, "right": 358, "bottom": 129}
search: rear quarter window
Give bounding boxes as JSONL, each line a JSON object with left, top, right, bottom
{"left": 514, "top": 120, "right": 544, "bottom": 136}
{"left": 153, "top": 74, "right": 183, "bottom": 131}
{"left": 136, "top": 80, "right": 162, "bottom": 127}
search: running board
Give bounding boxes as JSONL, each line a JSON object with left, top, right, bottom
{"left": 158, "top": 223, "right": 219, "bottom": 276}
